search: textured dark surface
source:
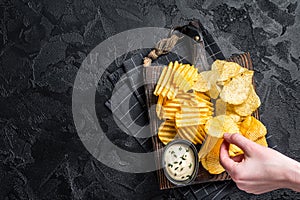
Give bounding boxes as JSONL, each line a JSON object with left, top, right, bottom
{"left": 0, "top": 0, "right": 300, "bottom": 199}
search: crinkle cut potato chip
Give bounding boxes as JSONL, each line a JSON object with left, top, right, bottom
{"left": 154, "top": 61, "right": 198, "bottom": 99}
{"left": 201, "top": 151, "right": 225, "bottom": 174}
{"left": 161, "top": 98, "right": 181, "bottom": 120}
{"left": 177, "top": 126, "right": 205, "bottom": 144}
{"left": 156, "top": 95, "right": 165, "bottom": 119}
{"left": 220, "top": 70, "right": 254, "bottom": 105}
{"left": 160, "top": 62, "right": 175, "bottom": 97}
{"left": 204, "top": 115, "right": 240, "bottom": 138}
{"left": 154, "top": 66, "right": 167, "bottom": 96}
{"left": 158, "top": 120, "right": 177, "bottom": 145}
{"left": 175, "top": 112, "right": 210, "bottom": 127}
{"left": 234, "top": 85, "right": 261, "bottom": 116}
{"left": 240, "top": 116, "right": 267, "bottom": 142}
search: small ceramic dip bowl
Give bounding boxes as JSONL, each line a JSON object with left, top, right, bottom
{"left": 162, "top": 139, "right": 199, "bottom": 186}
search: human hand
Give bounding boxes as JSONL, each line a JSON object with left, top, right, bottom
{"left": 219, "top": 133, "right": 300, "bottom": 194}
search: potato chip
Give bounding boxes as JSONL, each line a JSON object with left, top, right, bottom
{"left": 254, "top": 136, "right": 268, "bottom": 147}
{"left": 166, "top": 61, "right": 180, "bottom": 99}
{"left": 182, "top": 67, "right": 198, "bottom": 92}
{"left": 193, "top": 126, "right": 206, "bottom": 143}
{"left": 198, "top": 135, "right": 220, "bottom": 159}
{"left": 161, "top": 62, "right": 175, "bottom": 97}
{"left": 201, "top": 139, "right": 225, "bottom": 174}
{"left": 194, "top": 91, "right": 211, "bottom": 101}
{"left": 177, "top": 126, "right": 204, "bottom": 144}
{"left": 193, "top": 92, "right": 213, "bottom": 107}
{"left": 154, "top": 67, "right": 167, "bottom": 96}
{"left": 173, "top": 64, "right": 198, "bottom": 92}
{"left": 161, "top": 108, "right": 180, "bottom": 120}
{"left": 240, "top": 116, "right": 267, "bottom": 141}
{"left": 211, "top": 59, "right": 227, "bottom": 74}
{"left": 215, "top": 98, "right": 227, "bottom": 116}
{"left": 220, "top": 70, "right": 254, "bottom": 105}
{"left": 158, "top": 120, "right": 177, "bottom": 145}
{"left": 156, "top": 95, "right": 165, "bottom": 119}
{"left": 234, "top": 85, "right": 261, "bottom": 116}
{"left": 200, "top": 71, "right": 221, "bottom": 99}
{"left": 224, "top": 104, "right": 241, "bottom": 123}
{"left": 229, "top": 143, "right": 244, "bottom": 157}
{"left": 227, "top": 113, "right": 241, "bottom": 123}
{"left": 173, "top": 63, "right": 184, "bottom": 83}
{"left": 192, "top": 73, "right": 210, "bottom": 92}
{"left": 154, "top": 62, "right": 173, "bottom": 97}
{"left": 198, "top": 125, "right": 207, "bottom": 140}
{"left": 176, "top": 112, "right": 211, "bottom": 127}
{"left": 204, "top": 115, "right": 240, "bottom": 138}
{"left": 181, "top": 105, "right": 213, "bottom": 114}
{"left": 216, "top": 61, "right": 244, "bottom": 84}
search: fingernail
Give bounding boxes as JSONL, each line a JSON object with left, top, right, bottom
{"left": 223, "top": 133, "right": 229, "bottom": 138}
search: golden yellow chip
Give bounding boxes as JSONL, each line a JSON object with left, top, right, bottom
{"left": 193, "top": 93, "right": 213, "bottom": 107}
{"left": 165, "top": 61, "right": 180, "bottom": 99}
{"left": 194, "top": 91, "right": 211, "bottom": 101}
{"left": 229, "top": 143, "right": 244, "bottom": 157}
{"left": 220, "top": 70, "right": 254, "bottom": 105}
{"left": 173, "top": 63, "right": 184, "bottom": 83}
{"left": 204, "top": 115, "right": 240, "bottom": 138}
{"left": 161, "top": 62, "right": 175, "bottom": 97}
{"left": 180, "top": 105, "right": 213, "bottom": 114}
{"left": 174, "top": 65, "right": 188, "bottom": 88}
{"left": 160, "top": 98, "right": 181, "bottom": 119}
{"left": 254, "top": 136, "right": 268, "bottom": 147}
{"left": 161, "top": 108, "right": 180, "bottom": 120}
{"left": 234, "top": 85, "right": 261, "bottom": 116}
{"left": 164, "top": 99, "right": 181, "bottom": 107}
{"left": 175, "top": 112, "right": 211, "bottom": 127}
{"left": 240, "top": 116, "right": 267, "bottom": 141}
{"left": 156, "top": 95, "right": 165, "bottom": 119}
{"left": 181, "top": 66, "right": 198, "bottom": 92}
{"left": 154, "top": 67, "right": 167, "bottom": 96}
{"left": 158, "top": 120, "right": 177, "bottom": 145}
{"left": 177, "top": 126, "right": 204, "bottom": 144}
{"left": 154, "top": 62, "right": 174, "bottom": 97}
{"left": 200, "top": 138, "right": 226, "bottom": 174}
{"left": 198, "top": 125, "right": 207, "bottom": 140}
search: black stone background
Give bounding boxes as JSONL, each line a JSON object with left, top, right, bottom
{"left": 1, "top": 0, "right": 300, "bottom": 199}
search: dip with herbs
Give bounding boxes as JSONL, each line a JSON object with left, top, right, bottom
{"left": 164, "top": 143, "right": 196, "bottom": 181}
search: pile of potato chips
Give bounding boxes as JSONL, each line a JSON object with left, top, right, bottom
{"left": 154, "top": 60, "right": 268, "bottom": 175}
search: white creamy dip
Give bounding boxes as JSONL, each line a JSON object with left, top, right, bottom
{"left": 164, "top": 143, "right": 195, "bottom": 181}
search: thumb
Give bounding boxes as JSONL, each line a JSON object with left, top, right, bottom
{"left": 223, "top": 133, "right": 255, "bottom": 156}
{"left": 219, "top": 139, "right": 237, "bottom": 173}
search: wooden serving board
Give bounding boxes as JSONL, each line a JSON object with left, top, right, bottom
{"left": 143, "top": 52, "right": 258, "bottom": 190}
